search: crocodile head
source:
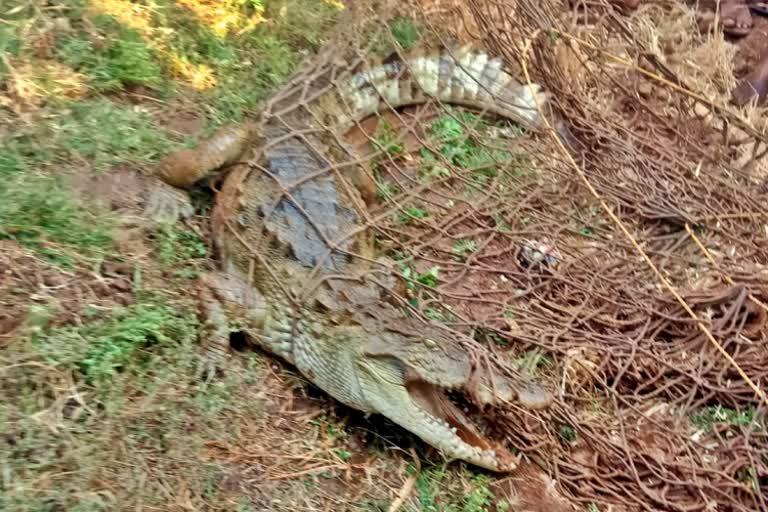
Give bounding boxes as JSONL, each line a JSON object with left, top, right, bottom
{"left": 354, "top": 324, "right": 552, "bottom": 472}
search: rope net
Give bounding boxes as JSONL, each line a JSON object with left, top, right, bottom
{"left": 229, "top": 0, "right": 768, "bottom": 509}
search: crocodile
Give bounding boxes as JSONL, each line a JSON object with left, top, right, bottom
{"left": 147, "top": 43, "right": 555, "bottom": 472}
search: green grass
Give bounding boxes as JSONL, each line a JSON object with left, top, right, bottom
{"left": 396, "top": 205, "right": 429, "bottom": 224}
{"left": 152, "top": 0, "right": 340, "bottom": 123}
{"left": 409, "top": 465, "right": 495, "bottom": 512}
{"left": 401, "top": 265, "right": 440, "bottom": 290}
{"left": 33, "top": 298, "right": 199, "bottom": 385}
{"left": 691, "top": 404, "right": 758, "bottom": 433}
{"left": 2, "top": 99, "right": 176, "bottom": 174}
{"left": 452, "top": 239, "right": 477, "bottom": 255}
{"left": 372, "top": 119, "right": 405, "bottom": 157}
{"left": 0, "top": 294, "right": 271, "bottom": 512}
{"left": 426, "top": 111, "right": 512, "bottom": 175}
{"left": 57, "top": 13, "right": 164, "bottom": 92}
{"left": 372, "top": 14, "right": 422, "bottom": 55}
{"left": 152, "top": 222, "right": 209, "bottom": 277}
{"left": 0, "top": 174, "right": 115, "bottom": 266}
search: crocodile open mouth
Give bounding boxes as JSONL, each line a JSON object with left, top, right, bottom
{"left": 404, "top": 369, "right": 518, "bottom": 470}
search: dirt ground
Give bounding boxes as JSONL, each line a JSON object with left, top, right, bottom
{"left": 2, "top": 0, "right": 768, "bottom": 511}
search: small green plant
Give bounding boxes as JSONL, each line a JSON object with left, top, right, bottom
{"left": 452, "top": 239, "right": 477, "bottom": 255}
{"left": 493, "top": 213, "right": 511, "bottom": 232}
{"left": 396, "top": 206, "right": 429, "bottom": 224}
{"left": 475, "top": 327, "right": 506, "bottom": 347}
{"left": 35, "top": 300, "right": 198, "bottom": 385}
{"left": 511, "top": 350, "right": 553, "bottom": 372}
{"left": 154, "top": 222, "right": 208, "bottom": 269}
{"left": 390, "top": 15, "right": 421, "bottom": 49}
{"left": 411, "top": 466, "right": 495, "bottom": 512}
{"left": 372, "top": 15, "right": 421, "bottom": 55}
{"left": 425, "top": 306, "right": 453, "bottom": 323}
{"left": 334, "top": 449, "right": 352, "bottom": 462}
{"left": 374, "top": 168, "right": 399, "bottom": 200}
{"left": 425, "top": 111, "right": 510, "bottom": 177}
{"left": 419, "top": 149, "right": 452, "bottom": 181}
{"left": 559, "top": 425, "right": 577, "bottom": 443}
{"left": 401, "top": 265, "right": 440, "bottom": 291}
{"left": 691, "top": 405, "right": 758, "bottom": 433}
{"left": 372, "top": 119, "right": 405, "bottom": 157}
{"left": 461, "top": 474, "right": 494, "bottom": 512}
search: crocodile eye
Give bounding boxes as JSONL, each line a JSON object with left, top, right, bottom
{"left": 424, "top": 338, "right": 438, "bottom": 349}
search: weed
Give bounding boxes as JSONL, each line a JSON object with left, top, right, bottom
{"left": 61, "top": 100, "right": 176, "bottom": 168}
{"left": 410, "top": 465, "right": 495, "bottom": 512}
{"left": 162, "top": 0, "right": 340, "bottom": 123}
{"left": 425, "top": 111, "right": 511, "bottom": 177}
{"left": 58, "top": 14, "right": 164, "bottom": 91}
{"left": 461, "top": 474, "right": 494, "bottom": 512}
{"left": 475, "top": 327, "right": 506, "bottom": 347}
{"left": 266, "top": 0, "right": 343, "bottom": 50}
{"left": 34, "top": 299, "right": 199, "bottom": 385}
{"left": 374, "top": 168, "right": 400, "bottom": 200}
{"left": 390, "top": 15, "right": 421, "bottom": 49}
{"left": 372, "top": 119, "right": 405, "bottom": 157}
{"left": 396, "top": 206, "right": 429, "bottom": 224}
{"left": 372, "top": 15, "right": 421, "bottom": 55}
{"left": 691, "top": 405, "right": 758, "bottom": 433}
{"left": 203, "top": 33, "right": 302, "bottom": 123}
{"left": 0, "top": 23, "right": 21, "bottom": 82}
{"left": 452, "top": 239, "right": 477, "bottom": 255}
{"left": 511, "top": 350, "right": 553, "bottom": 372}
{"left": 402, "top": 265, "right": 440, "bottom": 291}
{"left": 153, "top": 222, "right": 208, "bottom": 270}
{"left": 425, "top": 306, "right": 454, "bottom": 323}
{"left": 419, "top": 149, "right": 452, "bottom": 181}
{"left": 493, "top": 213, "right": 511, "bottom": 232}
{"left": 1, "top": 99, "right": 175, "bottom": 173}
{"left": 0, "top": 174, "right": 114, "bottom": 266}
{"left": 559, "top": 425, "right": 577, "bottom": 443}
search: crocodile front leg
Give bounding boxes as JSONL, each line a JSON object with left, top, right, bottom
{"left": 198, "top": 271, "right": 271, "bottom": 363}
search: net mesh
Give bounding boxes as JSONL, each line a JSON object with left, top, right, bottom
{"left": 229, "top": 0, "right": 768, "bottom": 509}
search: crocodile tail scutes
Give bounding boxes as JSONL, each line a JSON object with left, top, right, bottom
{"left": 326, "top": 45, "right": 549, "bottom": 131}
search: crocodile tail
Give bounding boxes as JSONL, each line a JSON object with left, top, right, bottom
{"left": 325, "top": 45, "right": 550, "bottom": 131}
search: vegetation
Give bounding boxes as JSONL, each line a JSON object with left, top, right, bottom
{"left": 409, "top": 465, "right": 495, "bottom": 512}
{"left": 0, "top": 2, "right": 513, "bottom": 510}
{"left": 0, "top": 173, "right": 115, "bottom": 266}
{"left": 691, "top": 404, "right": 759, "bottom": 433}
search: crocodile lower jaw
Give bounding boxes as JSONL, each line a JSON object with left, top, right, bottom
{"left": 406, "top": 377, "right": 518, "bottom": 471}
